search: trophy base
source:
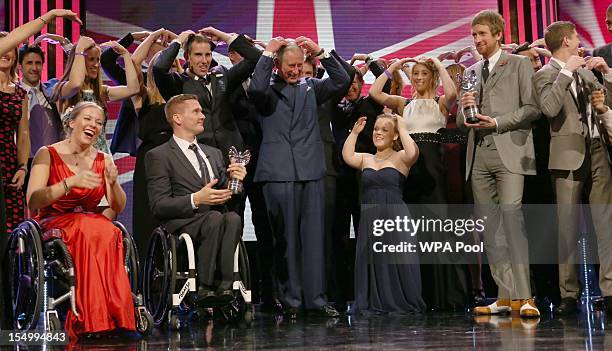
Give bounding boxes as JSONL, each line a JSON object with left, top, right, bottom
{"left": 229, "top": 179, "right": 243, "bottom": 195}
{"left": 464, "top": 105, "right": 480, "bottom": 124}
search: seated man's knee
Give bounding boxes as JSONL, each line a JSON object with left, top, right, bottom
{"left": 223, "top": 212, "right": 242, "bottom": 228}
{"left": 206, "top": 211, "right": 225, "bottom": 227}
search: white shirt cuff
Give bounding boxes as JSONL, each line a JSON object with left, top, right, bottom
{"left": 190, "top": 193, "right": 198, "bottom": 209}
{"left": 262, "top": 51, "right": 273, "bottom": 58}
{"left": 494, "top": 117, "right": 499, "bottom": 133}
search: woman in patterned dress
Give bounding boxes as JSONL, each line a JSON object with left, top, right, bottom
{"left": 0, "top": 31, "right": 30, "bottom": 236}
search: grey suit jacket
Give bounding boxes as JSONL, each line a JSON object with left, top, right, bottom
{"left": 145, "top": 137, "right": 229, "bottom": 234}
{"left": 533, "top": 59, "right": 612, "bottom": 171}
{"left": 458, "top": 52, "right": 540, "bottom": 180}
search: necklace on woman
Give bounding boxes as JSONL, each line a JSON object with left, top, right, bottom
{"left": 373, "top": 150, "right": 394, "bottom": 162}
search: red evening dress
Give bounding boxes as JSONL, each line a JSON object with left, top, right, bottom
{"left": 36, "top": 146, "right": 135, "bottom": 339}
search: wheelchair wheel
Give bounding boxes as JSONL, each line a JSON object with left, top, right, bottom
{"left": 8, "top": 220, "right": 44, "bottom": 330}
{"left": 48, "top": 314, "right": 61, "bottom": 332}
{"left": 114, "top": 221, "right": 139, "bottom": 292}
{"left": 135, "top": 307, "right": 154, "bottom": 336}
{"left": 143, "top": 228, "right": 176, "bottom": 327}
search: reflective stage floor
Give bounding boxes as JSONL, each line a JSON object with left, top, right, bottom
{"left": 27, "top": 301, "right": 612, "bottom": 350}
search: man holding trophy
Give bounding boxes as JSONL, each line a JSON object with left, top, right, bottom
{"left": 145, "top": 94, "right": 247, "bottom": 304}
{"left": 457, "top": 10, "right": 540, "bottom": 318}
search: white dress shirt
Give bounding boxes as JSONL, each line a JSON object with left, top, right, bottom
{"left": 173, "top": 135, "right": 215, "bottom": 209}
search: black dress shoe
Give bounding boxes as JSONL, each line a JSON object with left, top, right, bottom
{"left": 286, "top": 307, "right": 300, "bottom": 319}
{"left": 261, "top": 299, "right": 284, "bottom": 314}
{"left": 311, "top": 305, "right": 340, "bottom": 318}
{"left": 218, "top": 290, "right": 234, "bottom": 304}
{"left": 194, "top": 289, "right": 217, "bottom": 305}
{"left": 473, "top": 289, "right": 487, "bottom": 307}
{"left": 554, "top": 297, "right": 578, "bottom": 315}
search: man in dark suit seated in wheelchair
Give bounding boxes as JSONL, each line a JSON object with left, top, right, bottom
{"left": 145, "top": 94, "right": 246, "bottom": 305}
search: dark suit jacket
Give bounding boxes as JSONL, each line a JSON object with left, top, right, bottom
{"left": 248, "top": 53, "right": 350, "bottom": 182}
{"left": 101, "top": 33, "right": 141, "bottom": 155}
{"left": 153, "top": 35, "right": 262, "bottom": 163}
{"left": 229, "top": 80, "right": 262, "bottom": 164}
{"left": 593, "top": 43, "right": 612, "bottom": 106}
{"left": 145, "top": 137, "right": 231, "bottom": 234}
{"left": 316, "top": 50, "right": 354, "bottom": 177}
{"left": 331, "top": 59, "right": 388, "bottom": 156}
{"left": 594, "top": 43, "right": 612, "bottom": 68}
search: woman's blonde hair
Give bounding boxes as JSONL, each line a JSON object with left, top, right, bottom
{"left": 62, "top": 101, "right": 105, "bottom": 135}
{"left": 0, "top": 32, "right": 19, "bottom": 81}
{"left": 409, "top": 59, "right": 439, "bottom": 98}
{"left": 144, "top": 51, "right": 167, "bottom": 105}
{"left": 375, "top": 113, "right": 403, "bottom": 151}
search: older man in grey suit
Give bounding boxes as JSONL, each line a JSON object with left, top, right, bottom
{"left": 458, "top": 10, "right": 540, "bottom": 318}
{"left": 534, "top": 21, "right": 612, "bottom": 315}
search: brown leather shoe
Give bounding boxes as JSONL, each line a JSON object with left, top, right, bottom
{"left": 474, "top": 299, "right": 512, "bottom": 315}
{"left": 511, "top": 299, "right": 522, "bottom": 311}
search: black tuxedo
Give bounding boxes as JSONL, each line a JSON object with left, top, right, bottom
{"left": 153, "top": 35, "right": 261, "bottom": 163}
{"left": 145, "top": 137, "right": 241, "bottom": 290}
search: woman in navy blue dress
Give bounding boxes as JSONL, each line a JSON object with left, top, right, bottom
{"left": 342, "top": 113, "right": 425, "bottom": 314}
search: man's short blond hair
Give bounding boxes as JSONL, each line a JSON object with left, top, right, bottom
{"left": 164, "top": 94, "right": 198, "bottom": 125}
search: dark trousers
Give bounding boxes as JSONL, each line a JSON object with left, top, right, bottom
{"left": 330, "top": 170, "right": 359, "bottom": 303}
{"left": 235, "top": 161, "right": 275, "bottom": 303}
{"left": 323, "top": 175, "right": 338, "bottom": 302}
{"left": 133, "top": 144, "right": 161, "bottom": 268}
{"left": 263, "top": 179, "right": 327, "bottom": 309}
{"left": 180, "top": 211, "right": 241, "bottom": 290}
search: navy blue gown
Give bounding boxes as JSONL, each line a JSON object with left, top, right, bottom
{"left": 353, "top": 167, "right": 425, "bottom": 314}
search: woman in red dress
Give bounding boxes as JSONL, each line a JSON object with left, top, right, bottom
{"left": 26, "top": 101, "right": 135, "bottom": 339}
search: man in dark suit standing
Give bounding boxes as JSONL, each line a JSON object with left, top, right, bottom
{"left": 153, "top": 27, "right": 261, "bottom": 164}
{"left": 226, "top": 46, "right": 277, "bottom": 311}
{"left": 145, "top": 94, "right": 246, "bottom": 302}
{"left": 248, "top": 37, "right": 350, "bottom": 318}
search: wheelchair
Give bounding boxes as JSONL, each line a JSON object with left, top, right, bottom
{"left": 7, "top": 219, "right": 154, "bottom": 335}
{"left": 142, "top": 226, "right": 253, "bottom": 330}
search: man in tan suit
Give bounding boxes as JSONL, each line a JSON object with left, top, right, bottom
{"left": 533, "top": 21, "right": 612, "bottom": 315}
{"left": 458, "top": 10, "right": 540, "bottom": 318}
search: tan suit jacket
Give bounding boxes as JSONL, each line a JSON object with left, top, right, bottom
{"left": 458, "top": 52, "right": 540, "bottom": 180}
{"left": 533, "top": 60, "right": 612, "bottom": 170}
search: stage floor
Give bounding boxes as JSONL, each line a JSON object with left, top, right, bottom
{"left": 57, "top": 304, "right": 612, "bottom": 350}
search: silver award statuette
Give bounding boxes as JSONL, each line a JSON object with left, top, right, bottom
{"left": 228, "top": 146, "right": 251, "bottom": 195}
{"left": 460, "top": 70, "right": 480, "bottom": 124}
